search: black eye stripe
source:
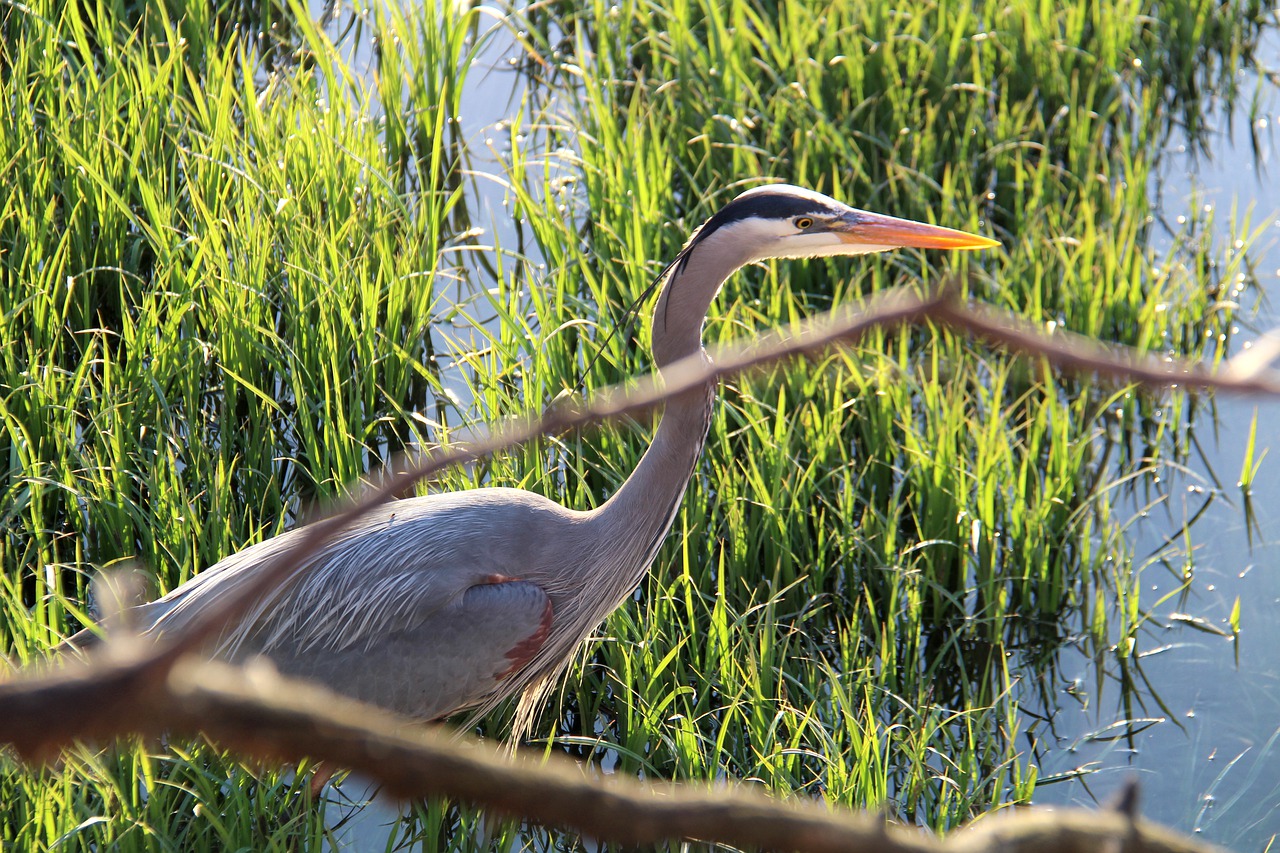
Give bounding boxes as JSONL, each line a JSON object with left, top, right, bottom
{"left": 689, "top": 193, "right": 826, "bottom": 247}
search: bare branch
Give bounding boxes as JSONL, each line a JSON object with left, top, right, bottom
{"left": 168, "top": 661, "right": 930, "bottom": 853}
{"left": 1, "top": 285, "right": 1267, "bottom": 852}
{"left": 932, "top": 298, "right": 1280, "bottom": 394}
{"left": 15, "top": 656, "right": 1229, "bottom": 853}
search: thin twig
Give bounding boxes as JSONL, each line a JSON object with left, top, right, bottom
{"left": 933, "top": 298, "right": 1280, "bottom": 394}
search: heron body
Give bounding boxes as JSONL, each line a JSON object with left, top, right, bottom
{"left": 68, "top": 185, "right": 998, "bottom": 731}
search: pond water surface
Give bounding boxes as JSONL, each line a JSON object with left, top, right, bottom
{"left": 1027, "top": 29, "right": 1280, "bottom": 850}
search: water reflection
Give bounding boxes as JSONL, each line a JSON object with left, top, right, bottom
{"left": 1025, "top": 27, "right": 1280, "bottom": 850}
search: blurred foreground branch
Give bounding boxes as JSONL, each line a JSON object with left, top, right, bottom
{"left": 7, "top": 655, "right": 1222, "bottom": 853}
{"left": 4, "top": 283, "right": 1270, "bottom": 852}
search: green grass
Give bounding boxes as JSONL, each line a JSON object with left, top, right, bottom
{"left": 0, "top": 0, "right": 1270, "bottom": 848}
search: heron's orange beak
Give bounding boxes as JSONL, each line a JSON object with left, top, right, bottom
{"left": 835, "top": 210, "right": 1000, "bottom": 251}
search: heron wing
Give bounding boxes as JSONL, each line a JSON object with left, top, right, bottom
{"left": 133, "top": 491, "right": 570, "bottom": 696}
{"left": 139, "top": 494, "right": 568, "bottom": 659}
{"left": 257, "top": 579, "right": 554, "bottom": 720}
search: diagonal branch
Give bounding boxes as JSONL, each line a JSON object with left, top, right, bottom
{"left": 933, "top": 298, "right": 1280, "bottom": 394}
{"left": 1, "top": 284, "right": 1272, "bottom": 852}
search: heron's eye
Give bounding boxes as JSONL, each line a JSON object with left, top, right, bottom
{"left": 794, "top": 217, "right": 814, "bottom": 230}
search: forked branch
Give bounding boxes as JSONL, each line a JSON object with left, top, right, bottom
{"left": 2, "top": 283, "right": 1268, "bottom": 853}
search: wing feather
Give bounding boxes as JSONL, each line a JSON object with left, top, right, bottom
{"left": 141, "top": 491, "right": 574, "bottom": 662}
{"left": 262, "top": 579, "right": 554, "bottom": 719}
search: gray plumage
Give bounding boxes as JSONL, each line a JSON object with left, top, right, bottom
{"left": 63, "top": 185, "right": 998, "bottom": 734}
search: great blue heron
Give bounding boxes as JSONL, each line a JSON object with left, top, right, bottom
{"left": 65, "top": 185, "right": 998, "bottom": 734}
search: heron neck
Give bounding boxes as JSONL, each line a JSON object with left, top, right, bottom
{"left": 591, "top": 377, "right": 715, "bottom": 530}
{"left": 649, "top": 235, "right": 755, "bottom": 368}
{"left": 589, "top": 239, "right": 745, "bottom": 576}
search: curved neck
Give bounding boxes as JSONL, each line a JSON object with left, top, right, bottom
{"left": 650, "top": 236, "right": 758, "bottom": 369}
{"left": 587, "top": 232, "right": 753, "bottom": 577}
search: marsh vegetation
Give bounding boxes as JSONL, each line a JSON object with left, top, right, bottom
{"left": 0, "top": 0, "right": 1275, "bottom": 848}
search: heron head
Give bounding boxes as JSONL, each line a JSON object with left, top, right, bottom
{"left": 686, "top": 184, "right": 1000, "bottom": 262}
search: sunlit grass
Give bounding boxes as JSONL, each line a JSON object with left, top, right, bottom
{"left": 0, "top": 742, "right": 326, "bottom": 851}
{"left": 0, "top": 0, "right": 1270, "bottom": 848}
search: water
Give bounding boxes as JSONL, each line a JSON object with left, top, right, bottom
{"left": 302, "top": 6, "right": 563, "bottom": 849}
{"left": 1027, "top": 33, "right": 1280, "bottom": 850}
{"left": 310, "top": 0, "right": 566, "bottom": 444}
